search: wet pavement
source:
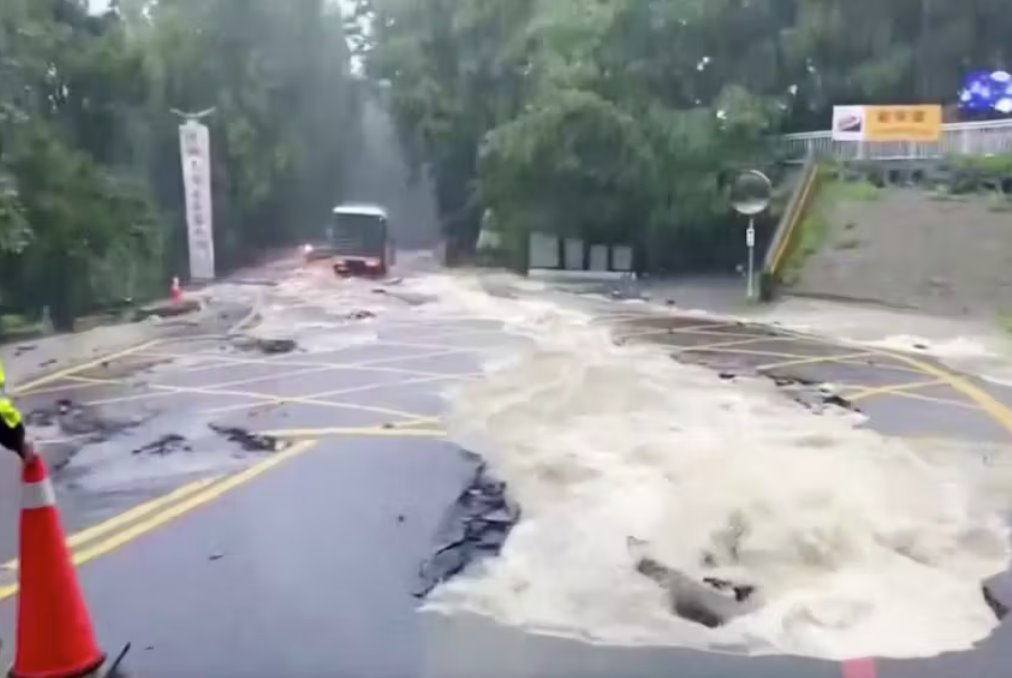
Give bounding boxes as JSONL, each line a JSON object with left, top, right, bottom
{"left": 606, "top": 311, "right": 1012, "bottom": 444}
{"left": 0, "top": 265, "right": 1011, "bottom": 676}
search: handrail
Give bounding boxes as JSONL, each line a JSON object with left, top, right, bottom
{"left": 782, "top": 118, "right": 1012, "bottom": 162}
{"left": 784, "top": 118, "right": 1012, "bottom": 141}
{"left": 760, "top": 155, "right": 819, "bottom": 300}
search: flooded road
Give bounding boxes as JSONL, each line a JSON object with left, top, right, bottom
{"left": 0, "top": 260, "right": 1009, "bottom": 677}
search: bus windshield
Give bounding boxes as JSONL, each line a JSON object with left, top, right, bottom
{"left": 330, "top": 212, "right": 387, "bottom": 258}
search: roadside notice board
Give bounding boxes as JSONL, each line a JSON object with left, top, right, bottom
{"left": 832, "top": 105, "right": 942, "bottom": 143}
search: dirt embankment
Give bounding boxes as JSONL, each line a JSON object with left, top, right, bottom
{"left": 789, "top": 187, "right": 1012, "bottom": 318}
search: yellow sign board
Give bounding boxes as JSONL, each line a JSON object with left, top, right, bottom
{"left": 832, "top": 105, "right": 942, "bottom": 143}
{"left": 865, "top": 105, "right": 942, "bottom": 142}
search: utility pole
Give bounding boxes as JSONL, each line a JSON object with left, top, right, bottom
{"left": 920, "top": 0, "right": 932, "bottom": 101}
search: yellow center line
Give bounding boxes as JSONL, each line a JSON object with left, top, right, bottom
{"left": 264, "top": 426, "right": 446, "bottom": 439}
{"left": 0, "top": 441, "right": 316, "bottom": 602}
{"left": 0, "top": 475, "right": 221, "bottom": 576}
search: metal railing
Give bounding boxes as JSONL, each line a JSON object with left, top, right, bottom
{"left": 782, "top": 119, "right": 1012, "bottom": 162}
{"left": 766, "top": 155, "right": 819, "bottom": 280}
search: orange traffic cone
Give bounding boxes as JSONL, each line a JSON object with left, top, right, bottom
{"left": 170, "top": 276, "right": 183, "bottom": 306}
{"left": 10, "top": 458, "right": 105, "bottom": 678}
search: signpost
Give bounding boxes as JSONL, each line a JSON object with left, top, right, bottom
{"left": 730, "top": 170, "right": 772, "bottom": 300}
{"left": 831, "top": 104, "right": 942, "bottom": 143}
{"left": 174, "top": 108, "right": 217, "bottom": 282}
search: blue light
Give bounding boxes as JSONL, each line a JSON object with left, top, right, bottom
{"left": 959, "top": 70, "right": 1012, "bottom": 116}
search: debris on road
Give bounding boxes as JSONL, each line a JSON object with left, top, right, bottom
{"left": 209, "top": 424, "right": 287, "bottom": 452}
{"left": 764, "top": 374, "right": 862, "bottom": 415}
{"left": 983, "top": 585, "right": 1009, "bottom": 620}
{"left": 415, "top": 460, "right": 520, "bottom": 598}
{"left": 14, "top": 344, "right": 36, "bottom": 356}
{"left": 133, "top": 299, "right": 201, "bottom": 321}
{"left": 208, "top": 552, "right": 226, "bottom": 562}
{"left": 256, "top": 338, "right": 298, "bottom": 354}
{"left": 635, "top": 557, "right": 758, "bottom": 629}
{"left": 230, "top": 335, "right": 299, "bottom": 354}
{"left": 132, "top": 434, "right": 191, "bottom": 456}
{"left": 344, "top": 309, "right": 376, "bottom": 320}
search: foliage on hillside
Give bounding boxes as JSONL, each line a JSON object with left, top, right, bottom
{"left": 356, "top": 0, "right": 1012, "bottom": 267}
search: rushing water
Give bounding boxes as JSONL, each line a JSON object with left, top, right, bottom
{"left": 386, "top": 273, "right": 1012, "bottom": 661}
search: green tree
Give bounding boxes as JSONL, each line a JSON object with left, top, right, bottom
{"left": 365, "top": 0, "right": 1007, "bottom": 270}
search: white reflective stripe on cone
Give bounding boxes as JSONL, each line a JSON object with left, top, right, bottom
{"left": 22, "top": 479, "right": 56, "bottom": 510}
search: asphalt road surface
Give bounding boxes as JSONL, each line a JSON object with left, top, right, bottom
{"left": 0, "top": 259, "right": 1010, "bottom": 677}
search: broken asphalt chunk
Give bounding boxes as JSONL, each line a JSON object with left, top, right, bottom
{"left": 636, "top": 557, "right": 759, "bottom": 629}
{"left": 984, "top": 585, "right": 1009, "bottom": 620}
{"left": 256, "top": 338, "right": 297, "bottom": 354}
{"left": 415, "top": 459, "right": 520, "bottom": 598}
{"left": 209, "top": 424, "right": 287, "bottom": 452}
{"left": 132, "top": 434, "right": 191, "bottom": 456}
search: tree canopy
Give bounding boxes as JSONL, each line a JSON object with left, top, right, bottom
{"left": 359, "top": 0, "right": 1012, "bottom": 269}
{"left": 0, "top": 0, "right": 357, "bottom": 329}
{"left": 2, "top": 0, "right": 1010, "bottom": 328}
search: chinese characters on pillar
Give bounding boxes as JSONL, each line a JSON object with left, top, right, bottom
{"left": 179, "top": 121, "right": 216, "bottom": 281}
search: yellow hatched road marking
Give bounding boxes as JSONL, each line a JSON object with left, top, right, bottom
{"left": 670, "top": 336, "right": 790, "bottom": 353}
{"left": 848, "top": 380, "right": 947, "bottom": 402}
{"left": 757, "top": 351, "right": 879, "bottom": 371}
{"left": 200, "top": 373, "right": 476, "bottom": 416}
{"left": 14, "top": 340, "right": 162, "bottom": 396}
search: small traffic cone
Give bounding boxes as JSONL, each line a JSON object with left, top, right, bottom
{"left": 10, "top": 458, "right": 105, "bottom": 678}
{"left": 170, "top": 276, "right": 183, "bottom": 306}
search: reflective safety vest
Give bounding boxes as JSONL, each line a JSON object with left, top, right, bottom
{"left": 0, "top": 361, "right": 23, "bottom": 428}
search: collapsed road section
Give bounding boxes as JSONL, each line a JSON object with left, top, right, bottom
{"left": 401, "top": 273, "right": 1012, "bottom": 662}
